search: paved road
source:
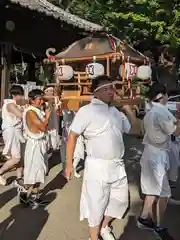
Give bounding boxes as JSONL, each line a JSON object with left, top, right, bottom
{"left": 0, "top": 136, "right": 179, "bottom": 240}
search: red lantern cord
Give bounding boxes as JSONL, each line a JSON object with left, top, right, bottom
{"left": 104, "top": 32, "right": 116, "bottom": 51}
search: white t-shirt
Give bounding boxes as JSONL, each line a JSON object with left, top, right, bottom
{"left": 1, "top": 99, "right": 22, "bottom": 130}
{"left": 70, "top": 98, "right": 131, "bottom": 160}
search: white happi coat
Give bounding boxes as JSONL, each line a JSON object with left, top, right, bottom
{"left": 70, "top": 98, "right": 130, "bottom": 227}
{"left": 2, "top": 99, "right": 24, "bottom": 159}
{"left": 141, "top": 102, "right": 177, "bottom": 197}
{"left": 145, "top": 101, "right": 180, "bottom": 182}
{"left": 23, "top": 106, "right": 47, "bottom": 185}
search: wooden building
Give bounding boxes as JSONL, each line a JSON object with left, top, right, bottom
{"left": 0, "top": 0, "right": 104, "bottom": 105}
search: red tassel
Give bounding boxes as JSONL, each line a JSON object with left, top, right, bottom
{"left": 48, "top": 55, "right": 56, "bottom": 62}
{"left": 104, "top": 32, "right": 116, "bottom": 51}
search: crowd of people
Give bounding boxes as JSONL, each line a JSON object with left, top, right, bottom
{"left": 0, "top": 75, "right": 179, "bottom": 240}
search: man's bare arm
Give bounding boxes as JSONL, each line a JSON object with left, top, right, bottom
{"left": 26, "top": 110, "right": 50, "bottom": 132}
{"left": 66, "top": 131, "right": 79, "bottom": 177}
{"left": 172, "top": 122, "right": 180, "bottom": 136}
{"left": 121, "top": 105, "right": 138, "bottom": 128}
{"left": 7, "top": 103, "right": 23, "bottom": 119}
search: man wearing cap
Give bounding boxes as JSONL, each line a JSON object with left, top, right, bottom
{"left": 65, "top": 75, "right": 136, "bottom": 240}
{"left": 137, "top": 83, "right": 180, "bottom": 240}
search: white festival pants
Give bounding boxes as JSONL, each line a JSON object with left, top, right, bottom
{"left": 2, "top": 127, "right": 24, "bottom": 159}
{"left": 24, "top": 137, "right": 47, "bottom": 185}
{"left": 80, "top": 157, "right": 129, "bottom": 227}
{"left": 140, "top": 145, "right": 171, "bottom": 197}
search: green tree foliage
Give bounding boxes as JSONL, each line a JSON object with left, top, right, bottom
{"left": 61, "top": 0, "right": 180, "bottom": 48}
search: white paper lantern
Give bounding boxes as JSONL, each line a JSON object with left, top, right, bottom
{"left": 55, "top": 65, "right": 74, "bottom": 80}
{"left": 86, "top": 63, "right": 105, "bottom": 79}
{"left": 119, "top": 63, "right": 137, "bottom": 79}
{"left": 137, "top": 65, "right": 152, "bottom": 80}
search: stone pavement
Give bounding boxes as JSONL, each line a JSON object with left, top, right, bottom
{"left": 0, "top": 136, "right": 180, "bottom": 240}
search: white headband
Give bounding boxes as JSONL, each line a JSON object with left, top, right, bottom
{"left": 94, "top": 82, "right": 115, "bottom": 93}
{"left": 154, "top": 93, "right": 163, "bottom": 101}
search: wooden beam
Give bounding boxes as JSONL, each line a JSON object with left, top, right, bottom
{"left": 44, "top": 53, "right": 117, "bottom": 64}
{"left": 106, "top": 57, "right": 110, "bottom": 76}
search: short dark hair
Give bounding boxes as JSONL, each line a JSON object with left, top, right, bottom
{"left": 147, "top": 83, "right": 167, "bottom": 101}
{"left": 9, "top": 85, "right": 24, "bottom": 97}
{"left": 91, "top": 75, "right": 113, "bottom": 92}
{"left": 28, "top": 89, "right": 44, "bottom": 100}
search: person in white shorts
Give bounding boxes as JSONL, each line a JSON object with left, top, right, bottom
{"left": 61, "top": 110, "right": 85, "bottom": 178}
{"left": 168, "top": 136, "right": 180, "bottom": 186}
{"left": 60, "top": 110, "right": 75, "bottom": 173}
{"left": 0, "top": 85, "right": 25, "bottom": 186}
{"left": 66, "top": 75, "right": 136, "bottom": 240}
{"left": 137, "top": 83, "right": 180, "bottom": 240}
{"left": 168, "top": 104, "right": 180, "bottom": 188}
{"left": 22, "top": 89, "right": 51, "bottom": 208}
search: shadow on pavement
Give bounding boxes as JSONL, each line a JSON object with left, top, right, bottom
{"left": 118, "top": 215, "right": 154, "bottom": 240}
{"left": 43, "top": 171, "right": 67, "bottom": 196}
{"left": 6, "top": 176, "right": 16, "bottom": 185}
{"left": 48, "top": 150, "right": 61, "bottom": 171}
{"left": 0, "top": 192, "right": 56, "bottom": 240}
{"left": 0, "top": 188, "right": 17, "bottom": 209}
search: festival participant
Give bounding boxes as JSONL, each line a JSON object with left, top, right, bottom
{"left": 168, "top": 103, "right": 180, "bottom": 187}
{"left": 62, "top": 109, "right": 86, "bottom": 178}
{"left": 137, "top": 83, "right": 180, "bottom": 240}
{"left": 0, "top": 85, "right": 25, "bottom": 186}
{"left": 168, "top": 136, "right": 180, "bottom": 187}
{"left": 44, "top": 85, "right": 61, "bottom": 151}
{"left": 66, "top": 75, "right": 136, "bottom": 240}
{"left": 60, "top": 110, "right": 75, "bottom": 172}
{"left": 61, "top": 122, "right": 85, "bottom": 178}
{"left": 145, "top": 97, "right": 180, "bottom": 188}
{"left": 22, "top": 89, "right": 51, "bottom": 208}
{"left": 60, "top": 110, "right": 85, "bottom": 177}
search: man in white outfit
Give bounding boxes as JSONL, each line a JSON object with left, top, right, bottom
{"left": 137, "top": 83, "right": 180, "bottom": 240}
{"left": 44, "top": 85, "right": 61, "bottom": 151}
{"left": 61, "top": 110, "right": 85, "bottom": 178}
{"left": 0, "top": 85, "right": 25, "bottom": 186}
{"left": 66, "top": 75, "right": 136, "bottom": 240}
{"left": 22, "top": 89, "right": 51, "bottom": 208}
